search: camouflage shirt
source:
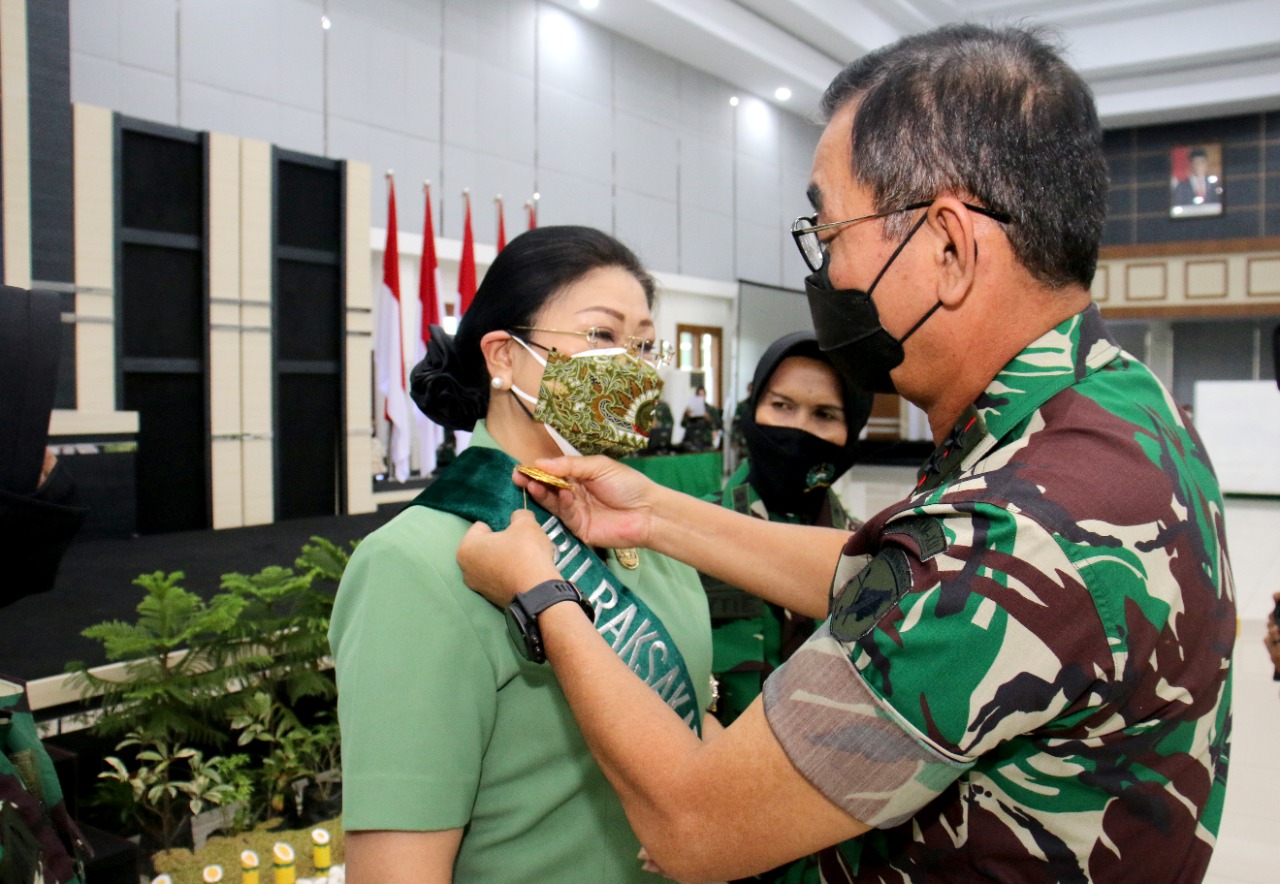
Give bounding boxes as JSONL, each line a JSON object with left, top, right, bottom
{"left": 764, "top": 305, "right": 1235, "bottom": 883}
{"left": 1, "top": 678, "right": 87, "bottom": 883}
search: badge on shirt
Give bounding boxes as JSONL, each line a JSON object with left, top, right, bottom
{"left": 829, "top": 546, "right": 912, "bottom": 643}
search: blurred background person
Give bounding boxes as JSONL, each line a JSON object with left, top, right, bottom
{"left": 704, "top": 332, "right": 873, "bottom": 725}
{"left": 0, "top": 285, "right": 89, "bottom": 882}
{"left": 681, "top": 385, "right": 718, "bottom": 451}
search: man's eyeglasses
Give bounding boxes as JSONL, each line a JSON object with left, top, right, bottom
{"left": 791, "top": 201, "right": 1012, "bottom": 273}
{"left": 512, "top": 326, "right": 674, "bottom": 367}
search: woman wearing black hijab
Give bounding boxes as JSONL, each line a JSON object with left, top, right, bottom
{"left": 707, "top": 331, "right": 873, "bottom": 723}
{"left": 703, "top": 331, "right": 872, "bottom": 883}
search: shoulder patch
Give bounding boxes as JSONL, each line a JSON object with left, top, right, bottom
{"left": 882, "top": 515, "right": 947, "bottom": 561}
{"left": 829, "top": 547, "right": 911, "bottom": 643}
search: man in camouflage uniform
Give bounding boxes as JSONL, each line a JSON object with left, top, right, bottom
{"left": 457, "top": 23, "right": 1235, "bottom": 884}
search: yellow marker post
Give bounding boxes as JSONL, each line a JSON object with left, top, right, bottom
{"left": 240, "top": 849, "right": 260, "bottom": 884}
{"left": 311, "top": 827, "right": 332, "bottom": 875}
{"left": 272, "top": 842, "right": 296, "bottom": 884}
{"left": 202, "top": 866, "right": 224, "bottom": 882}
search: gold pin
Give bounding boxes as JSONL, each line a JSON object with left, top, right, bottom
{"left": 615, "top": 548, "right": 640, "bottom": 570}
{"left": 517, "top": 464, "right": 574, "bottom": 489}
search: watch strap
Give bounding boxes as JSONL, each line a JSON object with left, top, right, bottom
{"left": 514, "top": 579, "right": 594, "bottom": 623}
{"left": 508, "top": 579, "right": 595, "bottom": 663}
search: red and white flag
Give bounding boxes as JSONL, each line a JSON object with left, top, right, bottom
{"left": 413, "top": 182, "right": 444, "bottom": 475}
{"left": 525, "top": 193, "right": 538, "bottom": 230}
{"left": 375, "top": 174, "right": 411, "bottom": 481}
{"left": 458, "top": 190, "right": 477, "bottom": 316}
{"left": 495, "top": 195, "right": 507, "bottom": 252}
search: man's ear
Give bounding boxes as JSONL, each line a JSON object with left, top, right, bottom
{"left": 479, "top": 330, "right": 516, "bottom": 386}
{"left": 928, "top": 197, "right": 978, "bottom": 308}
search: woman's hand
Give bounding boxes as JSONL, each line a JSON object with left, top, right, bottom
{"left": 457, "top": 509, "right": 561, "bottom": 608}
{"left": 514, "top": 455, "right": 663, "bottom": 550}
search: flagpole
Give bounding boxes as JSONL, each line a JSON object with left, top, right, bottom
{"left": 414, "top": 179, "right": 443, "bottom": 476}
{"left": 458, "top": 188, "right": 477, "bottom": 316}
{"left": 526, "top": 191, "right": 539, "bottom": 229}
{"left": 377, "top": 170, "right": 411, "bottom": 481}
{"left": 495, "top": 194, "right": 506, "bottom": 252}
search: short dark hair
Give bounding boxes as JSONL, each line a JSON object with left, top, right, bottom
{"left": 821, "top": 24, "right": 1107, "bottom": 290}
{"left": 411, "top": 225, "right": 655, "bottom": 430}
{"left": 1189, "top": 147, "right": 1208, "bottom": 161}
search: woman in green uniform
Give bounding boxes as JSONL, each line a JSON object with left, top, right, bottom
{"left": 706, "top": 331, "right": 872, "bottom": 883}
{"left": 708, "top": 331, "right": 873, "bottom": 724}
{"left": 330, "top": 226, "right": 714, "bottom": 883}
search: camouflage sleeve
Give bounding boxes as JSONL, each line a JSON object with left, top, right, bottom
{"left": 764, "top": 504, "right": 1110, "bottom": 828}
{"left": 764, "top": 624, "right": 974, "bottom": 828}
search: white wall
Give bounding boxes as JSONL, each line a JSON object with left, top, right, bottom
{"left": 69, "top": 0, "right": 821, "bottom": 289}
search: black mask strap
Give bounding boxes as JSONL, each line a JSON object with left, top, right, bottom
{"left": 867, "top": 210, "right": 929, "bottom": 296}
{"left": 898, "top": 299, "right": 943, "bottom": 346}
{"left": 510, "top": 388, "right": 538, "bottom": 422}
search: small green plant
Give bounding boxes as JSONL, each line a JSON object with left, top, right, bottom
{"left": 231, "top": 692, "right": 342, "bottom": 821}
{"left": 100, "top": 732, "right": 242, "bottom": 851}
{"left": 217, "top": 539, "right": 351, "bottom": 709}
{"left": 70, "top": 535, "right": 356, "bottom": 848}
{"left": 67, "top": 571, "right": 249, "bottom": 746}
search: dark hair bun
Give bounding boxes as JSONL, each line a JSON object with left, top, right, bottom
{"left": 409, "top": 325, "right": 488, "bottom": 431}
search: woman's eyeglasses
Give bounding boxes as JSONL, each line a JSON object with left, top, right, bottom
{"left": 512, "top": 326, "right": 674, "bottom": 367}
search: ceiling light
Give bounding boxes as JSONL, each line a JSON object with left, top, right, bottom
{"left": 729, "top": 96, "right": 739, "bottom": 107}
{"left": 321, "top": 15, "right": 331, "bottom": 30}
{"left": 775, "top": 87, "right": 791, "bottom": 101}
{"left": 579, "top": 0, "right": 599, "bottom": 9}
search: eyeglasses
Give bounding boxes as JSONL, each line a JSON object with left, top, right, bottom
{"left": 512, "top": 326, "right": 675, "bottom": 367}
{"left": 791, "top": 201, "right": 1012, "bottom": 272}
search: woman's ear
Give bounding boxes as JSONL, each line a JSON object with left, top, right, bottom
{"left": 479, "top": 330, "right": 515, "bottom": 387}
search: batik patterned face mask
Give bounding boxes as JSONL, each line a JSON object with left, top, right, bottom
{"left": 512, "top": 340, "right": 664, "bottom": 458}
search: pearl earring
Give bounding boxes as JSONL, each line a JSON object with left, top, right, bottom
{"left": 491, "top": 377, "right": 505, "bottom": 390}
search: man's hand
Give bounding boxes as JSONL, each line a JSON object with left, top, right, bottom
{"left": 514, "top": 455, "right": 664, "bottom": 550}
{"left": 457, "top": 509, "right": 561, "bottom": 608}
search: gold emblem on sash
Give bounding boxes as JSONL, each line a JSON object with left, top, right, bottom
{"left": 516, "top": 464, "right": 574, "bottom": 489}
{"left": 615, "top": 547, "right": 640, "bottom": 570}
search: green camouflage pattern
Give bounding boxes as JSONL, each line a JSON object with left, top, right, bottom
{"left": 708, "top": 462, "right": 859, "bottom": 726}
{"left": 706, "top": 464, "right": 862, "bottom": 884}
{"left": 765, "top": 305, "right": 1234, "bottom": 882}
{"left": 532, "top": 349, "right": 663, "bottom": 457}
{"left": 681, "top": 405, "right": 723, "bottom": 452}
{"left": 1, "top": 678, "right": 87, "bottom": 882}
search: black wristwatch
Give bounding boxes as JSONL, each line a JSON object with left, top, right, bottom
{"left": 505, "top": 579, "right": 595, "bottom": 663}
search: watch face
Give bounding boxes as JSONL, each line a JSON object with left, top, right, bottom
{"left": 505, "top": 599, "right": 540, "bottom": 662}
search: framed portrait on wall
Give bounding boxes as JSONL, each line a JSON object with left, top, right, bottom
{"left": 1169, "top": 143, "right": 1224, "bottom": 218}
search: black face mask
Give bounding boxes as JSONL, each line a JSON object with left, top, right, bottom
{"left": 804, "top": 212, "right": 941, "bottom": 394}
{"left": 740, "top": 420, "right": 856, "bottom": 520}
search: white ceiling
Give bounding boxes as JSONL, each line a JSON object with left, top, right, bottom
{"left": 547, "top": 0, "right": 1280, "bottom": 128}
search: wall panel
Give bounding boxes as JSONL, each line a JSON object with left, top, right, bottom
{"left": 1, "top": 0, "right": 32, "bottom": 286}
{"left": 344, "top": 160, "right": 374, "bottom": 515}
{"left": 73, "top": 103, "right": 116, "bottom": 411}
{"left": 240, "top": 138, "right": 275, "bottom": 524}
{"left": 208, "top": 131, "right": 243, "bottom": 528}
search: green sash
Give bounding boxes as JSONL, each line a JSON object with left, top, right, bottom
{"left": 413, "top": 447, "right": 703, "bottom": 735}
